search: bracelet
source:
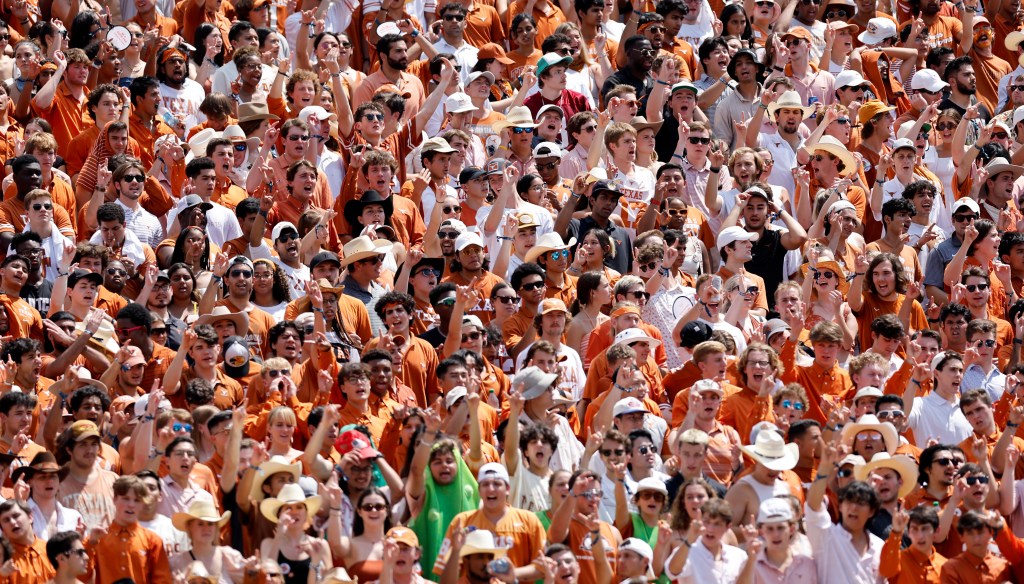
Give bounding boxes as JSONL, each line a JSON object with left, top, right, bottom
{"left": 312, "top": 307, "right": 325, "bottom": 314}
{"left": 911, "top": 379, "right": 921, "bottom": 387}
{"left": 95, "top": 184, "right": 108, "bottom": 191}
{"left": 709, "top": 166, "right": 721, "bottom": 173}
{"left": 671, "top": 153, "right": 685, "bottom": 161}
{"left": 330, "top": 506, "right": 342, "bottom": 511}
{"left": 834, "top": 423, "right": 844, "bottom": 429}
{"left": 659, "top": 267, "right": 670, "bottom": 276}
{"left": 854, "top": 272, "right": 866, "bottom": 277}
{"left": 590, "top": 529, "right": 601, "bottom": 536}
{"left": 57, "top": 271, "right": 68, "bottom": 277}
{"left": 410, "top": 29, "right": 419, "bottom": 37}
{"left": 825, "top": 425, "right": 836, "bottom": 432}
{"left": 497, "top": 236, "right": 513, "bottom": 241}
{"left": 259, "top": 210, "right": 269, "bottom": 218}
{"left": 331, "top": 73, "right": 341, "bottom": 78}
{"left": 1008, "top": 421, "right": 1021, "bottom": 428}
{"left": 143, "top": 414, "right": 155, "bottom": 422}
{"left": 815, "top": 473, "right": 829, "bottom": 480}
{"left": 211, "top": 274, "right": 223, "bottom": 284}
{"left": 682, "top": 539, "right": 692, "bottom": 548}
{"left": 277, "top": 70, "right": 290, "bottom": 78}
{"left": 1015, "top": 339, "right": 1023, "bottom": 345}
{"left": 758, "top": 103, "right": 769, "bottom": 110}
{"left": 928, "top": 318, "right": 940, "bottom": 323}
{"left": 772, "top": 65, "right": 784, "bottom": 72}
{"left": 656, "top": 79, "right": 670, "bottom": 86}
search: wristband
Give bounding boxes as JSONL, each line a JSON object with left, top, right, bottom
{"left": 410, "top": 29, "right": 419, "bottom": 37}
{"left": 659, "top": 267, "right": 671, "bottom": 277}
{"left": 312, "top": 307, "right": 325, "bottom": 314}
{"left": 1008, "top": 421, "right": 1020, "bottom": 428}
{"left": 656, "top": 79, "right": 670, "bottom": 86}
{"left": 681, "top": 539, "right": 692, "bottom": 548}
{"left": 772, "top": 65, "right": 784, "bottom": 72}
{"left": 815, "top": 473, "right": 829, "bottom": 480}
{"left": 259, "top": 210, "right": 269, "bottom": 218}
{"left": 911, "top": 379, "right": 921, "bottom": 387}
{"left": 854, "top": 272, "right": 866, "bottom": 277}
{"left": 211, "top": 274, "right": 223, "bottom": 284}
{"left": 928, "top": 318, "right": 940, "bottom": 323}
{"left": 1015, "top": 339, "right": 1023, "bottom": 345}
{"left": 671, "top": 153, "right": 685, "bottom": 161}
{"left": 709, "top": 166, "right": 721, "bottom": 173}
{"left": 497, "top": 236, "right": 513, "bottom": 241}
{"left": 758, "top": 103, "right": 769, "bottom": 110}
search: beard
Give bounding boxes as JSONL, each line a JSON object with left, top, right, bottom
{"left": 386, "top": 55, "right": 408, "bottom": 71}
{"left": 956, "top": 79, "right": 976, "bottom": 95}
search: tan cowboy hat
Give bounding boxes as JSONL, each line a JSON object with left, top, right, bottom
{"left": 341, "top": 236, "right": 393, "bottom": 267}
{"left": 629, "top": 116, "right": 662, "bottom": 133}
{"left": 810, "top": 135, "right": 857, "bottom": 178}
{"left": 171, "top": 499, "right": 232, "bottom": 532}
{"left": 492, "top": 106, "right": 538, "bottom": 133}
{"left": 840, "top": 414, "right": 899, "bottom": 455}
{"left": 459, "top": 530, "right": 509, "bottom": 559}
{"left": 983, "top": 157, "right": 1024, "bottom": 181}
{"left": 237, "top": 102, "right": 280, "bottom": 124}
{"left": 798, "top": 258, "right": 849, "bottom": 294}
{"left": 221, "top": 124, "right": 261, "bottom": 151}
{"left": 195, "top": 306, "right": 250, "bottom": 338}
{"left": 249, "top": 456, "right": 302, "bottom": 503}
{"left": 314, "top": 278, "right": 344, "bottom": 296}
{"left": 260, "top": 482, "right": 322, "bottom": 523}
{"left": 185, "top": 561, "right": 217, "bottom": 584}
{"left": 739, "top": 430, "right": 799, "bottom": 471}
{"left": 854, "top": 453, "right": 919, "bottom": 498}
{"left": 767, "top": 90, "right": 814, "bottom": 121}
{"left": 73, "top": 319, "right": 119, "bottom": 356}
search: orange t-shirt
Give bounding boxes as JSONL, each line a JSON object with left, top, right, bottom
{"left": 32, "top": 82, "right": 90, "bottom": 159}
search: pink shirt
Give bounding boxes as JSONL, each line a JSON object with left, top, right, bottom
{"left": 753, "top": 552, "right": 819, "bottom": 584}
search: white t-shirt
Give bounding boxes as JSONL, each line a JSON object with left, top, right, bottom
{"left": 159, "top": 79, "right": 207, "bottom": 135}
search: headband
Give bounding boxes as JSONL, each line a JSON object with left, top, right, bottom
{"left": 610, "top": 305, "right": 641, "bottom": 319}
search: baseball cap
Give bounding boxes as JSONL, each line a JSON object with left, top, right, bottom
{"left": 679, "top": 320, "right": 713, "bottom": 347}
{"left": 670, "top": 81, "right": 698, "bottom": 95}
{"left": 891, "top": 138, "right": 916, "bottom": 153}
{"left": 477, "top": 462, "right": 511, "bottom": 485}
{"left": 334, "top": 429, "right": 380, "bottom": 459}
{"left": 692, "top": 379, "right": 724, "bottom": 397}
{"left": 459, "top": 166, "right": 488, "bottom": 184}
{"left": 465, "top": 71, "right": 495, "bottom": 87}
{"left": 910, "top": 68, "right": 948, "bottom": 93}
{"left": 67, "top": 269, "right": 103, "bottom": 289}
{"left": 756, "top": 498, "right": 794, "bottom": 524}
{"left": 309, "top": 251, "right": 341, "bottom": 271}
{"left": 613, "top": 397, "right": 647, "bottom": 417}
{"left": 857, "top": 17, "right": 897, "bottom": 45}
{"left": 387, "top": 527, "right": 420, "bottom": 548}
{"left": 533, "top": 142, "right": 564, "bottom": 158}
{"left": 298, "top": 105, "right": 337, "bottom": 125}
{"left": 857, "top": 100, "right": 895, "bottom": 125}
{"left": 444, "top": 386, "right": 468, "bottom": 409}
{"left": 619, "top": 538, "right": 654, "bottom": 562}
{"left": 222, "top": 336, "right": 251, "bottom": 378}
{"left": 716, "top": 226, "right": 759, "bottom": 251}
{"left": 271, "top": 222, "right": 299, "bottom": 241}
{"left": 122, "top": 345, "right": 147, "bottom": 368}
{"left": 69, "top": 420, "right": 101, "bottom": 442}
{"left": 536, "top": 52, "right": 573, "bottom": 76}
{"left": 834, "top": 69, "right": 870, "bottom": 89}
{"left": 421, "top": 137, "right": 458, "bottom": 154}
{"left": 454, "top": 231, "right": 484, "bottom": 251}
{"left": 764, "top": 319, "right": 791, "bottom": 341}
{"left": 445, "top": 92, "right": 478, "bottom": 114}
{"left": 781, "top": 27, "right": 814, "bottom": 43}
{"left": 952, "top": 197, "right": 980, "bottom": 215}
{"left": 439, "top": 219, "right": 468, "bottom": 234}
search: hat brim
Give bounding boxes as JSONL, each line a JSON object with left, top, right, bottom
{"left": 341, "top": 241, "right": 394, "bottom": 267}
{"left": 613, "top": 335, "right": 662, "bottom": 351}
{"left": 840, "top": 421, "right": 899, "bottom": 455}
{"left": 194, "top": 312, "right": 250, "bottom": 338}
{"left": 812, "top": 142, "right": 857, "bottom": 177}
{"left": 767, "top": 101, "right": 814, "bottom": 121}
{"left": 798, "top": 260, "right": 849, "bottom": 294}
{"left": 524, "top": 237, "right": 576, "bottom": 264}
{"left": 249, "top": 461, "right": 301, "bottom": 503}
{"left": 171, "top": 509, "right": 232, "bottom": 532}
{"left": 260, "top": 494, "right": 322, "bottom": 523}
{"left": 460, "top": 544, "right": 509, "bottom": 559}
{"left": 343, "top": 196, "right": 394, "bottom": 238}
{"left": 740, "top": 442, "right": 799, "bottom": 471}
{"left": 854, "top": 456, "right": 919, "bottom": 498}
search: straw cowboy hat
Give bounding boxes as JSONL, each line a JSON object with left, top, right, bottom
{"left": 73, "top": 318, "right": 119, "bottom": 356}
{"left": 525, "top": 232, "right": 577, "bottom": 264}
{"left": 798, "top": 257, "right": 850, "bottom": 295}
{"left": 260, "top": 482, "right": 323, "bottom": 523}
{"left": 195, "top": 305, "right": 250, "bottom": 338}
{"left": 460, "top": 529, "right": 509, "bottom": 559}
{"left": 341, "top": 236, "right": 393, "bottom": 268}
{"left": 854, "top": 453, "right": 919, "bottom": 498}
{"left": 840, "top": 414, "right": 899, "bottom": 455}
{"left": 612, "top": 328, "right": 662, "bottom": 351}
{"left": 767, "top": 91, "right": 814, "bottom": 121}
{"left": 221, "top": 124, "right": 261, "bottom": 151}
{"left": 171, "top": 499, "right": 232, "bottom": 532}
{"left": 810, "top": 135, "right": 858, "bottom": 177}
{"left": 739, "top": 430, "right": 799, "bottom": 471}
{"left": 186, "top": 128, "right": 220, "bottom": 161}
{"left": 249, "top": 456, "right": 302, "bottom": 503}
{"left": 493, "top": 106, "right": 538, "bottom": 133}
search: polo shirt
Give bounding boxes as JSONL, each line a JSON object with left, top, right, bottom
{"left": 32, "top": 82, "right": 89, "bottom": 158}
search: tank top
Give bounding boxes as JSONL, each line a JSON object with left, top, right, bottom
{"left": 736, "top": 474, "right": 792, "bottom": 506}
{"left": 278, "top": 549, "right": 312, "bottom": 584}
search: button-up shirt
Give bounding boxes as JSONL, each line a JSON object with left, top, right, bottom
{"left": 114, "top": 199, "right": 164, "bottom": 249}
{"left": 342, "top": 274, "right": 388, "bottom": 336}
{"left": 89, "top": 521, "right": 173, "bottom": 584}
{"left": 907, "top": 390, "right": 973, "bottom": 448}
{"left": 28, "top": 498, "right": 83, "bottom": 541}
{"left": 433, "top": 37, "right": 479, "bottom": 85}
{"left": 5, "top": 537, "right": 55, "bottom": 584}
{"left": 960, "top": 363, "right": 1007, "bottom": 403}
{"left": 758, "top": 130, "right": 803, "bottom": 200}
{"left": 668, "top": 538, "right": 747, "bottom": 584}
{"left": 924, "top": 234, "right": 963, "bottom": 289}
{"left": 713, "top": 84, "right": 761, "bottom": 149}
{"left": 156, "top": 475, "right": 215, "bottom": 517}
{"left": 804, "top": 502, "right": 884, "bottom": 584}
{"left": 939, "top": 550, "right": 1011, "bottom": 583}
{"left": 879, "top": 529, "right": 945, "bottom": 584}
{"left": 752, "top": 550, "right": 818, "bottom": 584}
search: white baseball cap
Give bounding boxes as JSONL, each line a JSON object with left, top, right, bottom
{"left": 857, "top": 17, "right": 897, "bottom": 45}
{"left": 445, "top": 92, "right": 478, "bottom": 114}
{"left": 756, "top": 497, "right": 794, "bottom": 524}
{"left": 910, "top": 68, "right": 948, "bottom": 93}
{"left": 612, "top": 397, "right": 648, "bottom": 417}
{"left": 716, "top": 226, "right": 759, "bottom": 251}
{"left": 835, "top": 69, "right": 869, "bottom": 89}
{"left": 454, "top": 231, "right": 484, "bottom": 251}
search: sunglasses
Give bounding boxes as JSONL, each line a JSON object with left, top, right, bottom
{"left": 361, "top": 503, "right": 387, "bottom": 511}
{"left": 780, "top": 400, "right": 804, "bottom": 410}
{"left": 554, "top": 47, "right": 573, "bottom": 56}
{"left": 600, "top": 448, "right": 625, "bottom": 456}
{"left": 976, "top": 339, "right": 997, "bottom": 348}
{"left": 953, "top": 214, "right": 978, "bottom": 223}
{"left": 784, "top": 38, "right": 803, "bottom": 47}
{"left": 934, "top": 457, "right": 956, "bottom": 467}
{"left": 965, "top": 475, "right": 990, "bottom": 486}
{"left": 666, "top": 209, "right": 683, "bottom": 216}
{"left": 438, "top": 297, "right": 457, "bottom": 307}
{"left": 835, "top": 117, "right": 850, "bottom": 125}
{"left": 30, "top": 203, "right": 52, "bottom": 211}
{"left": 549, "top": 250, "right": 569, "bottom": 260}
{"left": 630, "top": 48, "right": 656, "bottom": 57}
{"left": 856, "top": 431, "right": 883, "bottom": 441}
{"left": 115, "top": 325, "right": 145, "bottom": 336}
{"left": 639, "top": 491, "right": 665, "bottom": 500}
{"left": 512, "top": 127, "right": 534, "bottom": 134}
{"left": 496, "top": 295, "right": 519, "bottom": 304}
{"left": 688, "top": 137, "right": 711, "bottom": 145}
{"left": 637, "top": 445, "right": 655, "bottom": 455}
{"left": 230, "top": 269, "right": 252, "bottom": 278}
{"left": 877, "top": 409, "right": 905, "bottom": 419}
{"left": 813, "top": 154, "right": 835, "bottom": 163}
{"left": 362, "top": 113, "right": 384, "bottom": 122}
{"left": 106, "top": 268, "right": 127, "bottom": 277}
{"left": 813, "top": 270, "right": 836, "bottom": 280}
{"left": 994, "top": 132, "right": 1010, "bottom": 140}
{"left": 443, "top": 13, "right": 465, "bottom": 20}
{"left": 340, "top": 41, "right": 353, "bottom": 48}
{"left": 415, "top": 268, "right": 441, "bottom": 278}
{"left": 537, "top": 161, "right": 559, "bottom": 171}
{"left": 520, "top": 281, "right": 545, "bottom": 291}
{"left": 150, "top": 327, "right": 168, "bottom": 335}
{"left": 755, "top": 0, "right": 773, "bottom": 5}
{"left": 742, "top": 285, "right": 759, "bottom": 296}
{"left": 1013, "top": 85, "right": 1024, "bottom": 92}
{"left": 357, "top": 256, "right": 383, "bottom": 265}
{"left": 172, "top": 423, "right": 193, "bottom": 433}
{"left": 918, "top": 132, "right": 930, "bottom": 141}
{"left": 122, "top": 174, "right": 146, "bottom": 183}
{"left": 640, "top": 261, "right": 658, "bottom": 271}
{"left": 825, "top": 8, "right": 849, "bottom": 18}
{"left": 581, "top": 489, "right": 603, "bottom": 500}
{"left": 966, "top": 283, "right": 990, "bottom": 292}
{"left": 935, "top": 122, "right": 957, "bottom": 131}
{"left": 581, "top": 125, "right": 597, "bottom": 133}
{"left": 267, "top": 368, "right": 290, "bottom": 378}
{"left": 234, "top": 143, "right": 248, "bottom": 152}
{"left": 629, "top": 290, "right": 651, "bottom": 300}
{"left": 438, "top": 231, "right": 460, "bottom": 239}
{"left": 443, "top": 205, "right": 462, "bottom": 214}
{"left": 836, "top": 468, "right": 854, "bottom": 478}
{"left": 461, "top": 331, "right": 482, "bottom": 343}
{"left": 286, "top": 134, "right": 310, "bottom": 141}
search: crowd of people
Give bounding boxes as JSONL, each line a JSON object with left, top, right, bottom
{"left": 3, "top": 0, "right": 1024, "bottom": 581}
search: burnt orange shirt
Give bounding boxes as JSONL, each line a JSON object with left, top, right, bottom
{"left": 584, "top": 321, "right": 668, "bottom": 370}
{"left": 363, "top": 335, "right": 440, "bottom": 407}
{"left": 128, "top": 113, "right": 176, "bottom": 169}
{"left": 141, "top": 343, "right": 177, "bottom": 396}
{"left": 0, "top": 195, "right": 74, "bottom": 236}
{"left": 88, "top": 521, "right": 173, "bottom": 584}
{"left": 505, "top": 0, "right": 566, "bottom": 50}
{"left": 853, "top": 293, "right": 929, "bottom": 353}
{"left": 880, "top": 532, "right": 945, "bottom": 584}
{"left": 720, "top": 386, "right": 775, "bottom": 447}
{"left": 442, "top": 270, "right": 507, "bottom": 326}
{"left": 32, "top": 82, "right": 90, "bottom": 159}
{"left": 4, "top": 538, "right": 55, "bottom": 584}
{"left": 2, "top": 177, "right": 77, "bottom": 233}
{"left": 181, "top": 1, "right": 232, "bottom": 47}
{"left": 284, "top": 296, "right": 373, "bottom": 347}
{"left": 780, "top": 341, "right": 855, "bottom": 424}
{"left": 939, "top": 551, "right": 1011, "bottom": 583}
{"left": 129, "top": 13, "right": 178, "bottom": 36}
{"left": 176, "top": 365, "right": 245, "bottom": 410}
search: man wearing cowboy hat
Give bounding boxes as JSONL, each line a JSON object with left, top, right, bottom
{"left": 721, "top": 185, "right": 808, "bottom": 305}
{"left": 489, "top": 106, "right": 541, "bottom": 176}
{"left": 854, "top": 452, "right": 918, "bottom": 539}
{"left": 438, "top": 528, "right": 519, "bottom": 584}
{"left": 341, "top": 235, "right": 394, "bottom": 335}
{"left": 746, "top": 90, "right": 813, "bottom": 198}
{"left": 15, "top": 451, "right": 82, "bottom": 541}
{"left": 725, "top": 428, "right": 802, "bottom": 536}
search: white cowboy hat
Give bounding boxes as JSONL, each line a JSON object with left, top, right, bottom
{"left": 492, "top": 106, "right": 538, "bottom": 133}
{"left": 612, "top": 328, "right": 662, "bottom": 351}
{"left": 260, "top": 482, "right": 322, "bottom": 523}
{"left": 185, "top": 128, "right": 221, "bottom": 161}
{"left": 459, "top": 529, "right": 509, "bottom": 559}
{"left": 249, "top": 456, "right": 301, "bottom": 503}
{"left": 766, "top": 91, "right": 814, "bottom": 121}
{"left": 341, "top": 236, "right": 393, "bottom": 267}
{"left": 740, "top": 430, "right": 799, "bottom": 471}
{"left": 221, "top": 124, "right": 261, "bottom": 151}
{"left": 840, "top": 414, "right": 899, "bottom": 455}
{"left": 195, "top": 305, "right": 250, "bottom": 337}
{"left": 171, "top": 499, "right": 232, "bottom": 532}
{"left": 983, "top": 157, "right": 1024, "bottom": 181}
{"left": 854, "top": 452, "right": 919, "bottom": 498}
{"left": 810, "top": 136, "right": 857, "bottom": 177}
{"left": 524, "top": 232, "right": 576, "bottom": 264}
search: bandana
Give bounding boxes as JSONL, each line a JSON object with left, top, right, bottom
{"left": 160, "top": 48, "right": 187, "bottom": 64}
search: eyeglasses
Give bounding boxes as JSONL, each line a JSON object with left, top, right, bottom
{"left": 234, "top": 143, "right": 248, "bottom": 152}
{"left": 934, "top": 457, "right": 955, "bottom": 467}
{"left": 461, "top": 331, "right": 482, "bottom": 343}
{"left": 286, "top": 134, "right": 310, "bottom": 141}
{"left": 30, "top": 203, "right": 52, "bottom": 211}
{"left": 748, "top": 360, "right": 771, "bottom": 369}
{"left": 253, "top": 271, "right": 273, "bottom": 280}
{"left": 976, "top": 339, "right": 997, "bottom": 348}
{"left": 688, "top": 137, "right": 711, "bottom": 145}
{"left": 512, "top": 127, "right": 534, "bottom": 134}
{"left": 877, "top": 409, "right": 905, "bottom": 419}
{"left": 965, "top": 283, "right": 990, "bottom": 292}
{"left": 443, "top": 205, "right": 462, "bottom": 214}
{"left": 953, "top": 214, "right": 978, "bottom": 223}
{"left": 360, "top": 502, "right": 387, "bottom": 511}
{"left": 813, "top": 270, "right": 836, "bottom": 280}
{"left": 935, "top": 122, "right": 957, "bottom": 131}
{"left": 122, "top": 174, "right": 146, "bottom": 183}
{"left": 628, "top": 290, "right": 650, "bottom": 300}
{"left": 267, "top": 369, "right": 290, "bottom": 378}
{"left": 537, "top": 161, "right": 559, "bottom": 171}
{"left": 600, "top": 448, "right": 625, "bottom": 456}
{"left": 106, "top": 268, "right": 127, "bottom": 277}
{"left": 836, "top": 468, "right": 854, "bottom": 478}
{"left": 150, "top": 327, "right": 168, "bottom": 335}
{"left": 520, "top": 281, "right": 545, "bottom": 291}
{"left": 496, "top": 295, "right": 519, "bottom": 304}
{"left": 172, "top": 423, "right": 193, "bottom": 433}
{"left": 780, "top": 400, "right": 804, "bottom": 410}
{"left": 554, "top": 47, "right": 573, "bottom": 56}
{"left": 549, "top": 250, "right": 569, "bottom": 260}
{"left": 115, "top": 325, "right": 145, "bottom": 336}
{"left": 415, "top": 268, "right": 441, "bottom": 278}
{"left": 438, "top": 230, "right": 460, "bottom": 239}
{"left": 362, "top": 113, "right": 384, "bottom": 122}
{"left": 229, "top": 269, "right": 252, "bottom": 278}
{"left": 965, "top": 475, "right": 990, "bottom": 486}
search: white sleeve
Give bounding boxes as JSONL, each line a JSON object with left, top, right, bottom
{"left": 803, "top": 500, "right": 833, "bottom": 556}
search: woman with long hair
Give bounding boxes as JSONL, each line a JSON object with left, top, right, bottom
{"left": 720, "top": 4, "right": 753, "bottom": 47}
{"left": 167, "top": 263, "right": 202, "bottom": 324}
{"left": 554, "top": 22, "right": 600, "bottom": 105}
{"left": 170, "top": 500, "right": 245, "bottom": 583}
{"left": 799, "top": 246, "right": 857, "bottom": 357}
{"left": 121, "top": 22, "right": 148, "bottom": 78}
{"left": 507, "top": 14, "right": 543, "bottom": 87}
{"left": 169, "top": 227, "right": 212, "bottom": 277}
{"left": 567, "top": 228, "right": 621, "bottom": 282}
{"left": 943, "top": 218, "right": 1012, "bottom": 317}
{"left": 259, "top": 484, "right": 333, "bottom": 582}
{"left": 565, "top": 271, "right": 612, "bottom": 358}
{"left": 67, "top": 11, "right": 102, "bottom": 50}
{"left": 326, "top": 487, "right": 392, "bottom": 583}
{"left": 251, "top": 258, "right": 291, "bottom": 320}
{"left": 721, "top": 273, "right": 766, "bottom": 343}
{"left": 805, "top": 191, "right": 866, "bottom": 273}
{"left": 487, "top": 282, "right": 519, "bottom": 334}
{"left": 923, "top": 108, "right": 962, "bottom": 208}
{"left": 191, "top": 23, "right": 225, "bottom": 92}
{"left": 392, "top": 408, "right": 425, "bottom": 476}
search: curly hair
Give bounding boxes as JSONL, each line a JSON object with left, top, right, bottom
{"left": 169, "top": 227, "right": 211, "bottom": 271}
{"left": 252, "top": 258, "right": 291, "bottom": 304}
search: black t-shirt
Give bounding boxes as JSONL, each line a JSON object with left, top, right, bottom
{"left": 936, "top": 97, "right": 991, "bottom": 121}
{"left": 747, "top": 229, "right": 790, "bottom": 309}
{"left": 19, "top": 279, "right": 52, "bottom": 317}
{"left": 567, "top": 216, "right": 633, "bottom": 275}
{"left": 418, "top": 327, "right": 447, "bottom": 351}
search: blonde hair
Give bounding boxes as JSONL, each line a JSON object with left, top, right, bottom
{"left": 268, "top": 405, "right": 297, "bottom": 427}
